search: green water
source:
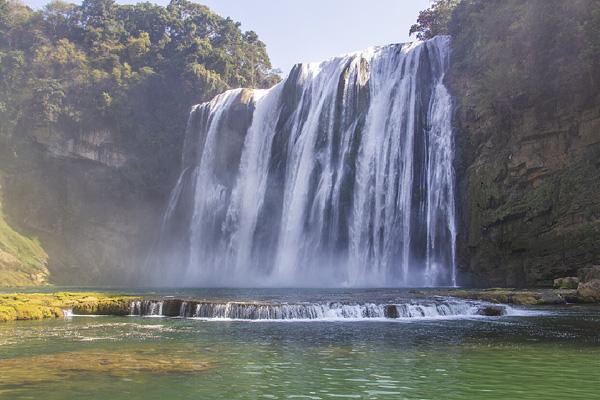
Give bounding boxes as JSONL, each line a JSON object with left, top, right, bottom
{"left": 0, "top": 291, "right": 599, "bottom": 399}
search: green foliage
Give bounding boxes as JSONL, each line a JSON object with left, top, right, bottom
{"left": 409, "top": 0, "right": 460, "bottom": 40}
{"left": 448, "top": 0, "right": 600, "bottom": 125}
{"left": 0, "top": 0, "right": 280, "bottom": 194}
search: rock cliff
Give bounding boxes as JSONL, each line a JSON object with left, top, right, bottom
{"left": 449, "top": 0, "right": 600, "bottom": 286}
{"left": 0, "top": 174, "right": 49, "bottom": 286}
{"left": 0, "top": 126, "right": 161, "bottom": 285}
{"left": 454, "top": 101, "right": 600, "bottom": 286}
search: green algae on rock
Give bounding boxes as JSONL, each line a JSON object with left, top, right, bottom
{"left": 0, "top": 348, "right": 213, "bottom": 387}
{"left": 0, "top": 292, "right": 138, "bottom": 322}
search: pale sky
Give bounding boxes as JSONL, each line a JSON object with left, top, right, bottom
{"left": 22, "top": 0, "right": 432, "bottom": 74}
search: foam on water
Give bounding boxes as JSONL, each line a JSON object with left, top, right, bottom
{"left": 124, "top": 298, "right": 539, "bottom": 322}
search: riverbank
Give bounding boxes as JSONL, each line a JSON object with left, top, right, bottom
{"left": 0, "top": 292, "right": 137, "bottom": 322}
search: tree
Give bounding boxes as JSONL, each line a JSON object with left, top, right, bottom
{"left": 409, "top": 0, "right": 460, "bottom": 40}
{"left": 0, "top": 0, "right": 280, "bottom": 194}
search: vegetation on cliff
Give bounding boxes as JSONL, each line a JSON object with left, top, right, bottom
{"left": 409, "top": 0, "right": 459, "bottom": 40}
{"left": 412, "top": 0, "right": 600, "bottom": 128}
{"left": 0, "top": 0, "right": 280, "bottom": 284}
{"left": 448, "top": 0, "right": 600, "bottom": 125}
{"left": 0, "top": 0, "right": 279, "bottom": 194}
{"left": 412, "top": 0, "right": 600, "bottom": 286}
{"left": 0, "top": 177, "right": 49, "bottom": 286}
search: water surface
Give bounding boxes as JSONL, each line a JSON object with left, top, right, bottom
{"left": 0, "top": 289, "right": 599, "bottom": 399}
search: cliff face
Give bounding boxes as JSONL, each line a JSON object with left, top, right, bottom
{"left": 449, "top": 0, "right": 600, "bottom": 287}
{"left": 0, "top": 174, "right": 49, "bottom": 286}
{"left": 453, "top": 94, "right": 600, "bottom": 287}
{"left": 0, "top": 126, "right": 161, "bottom": 285}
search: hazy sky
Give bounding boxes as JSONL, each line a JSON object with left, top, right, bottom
{"left": 22, "top": 0, "right": 431, "bottom": 73}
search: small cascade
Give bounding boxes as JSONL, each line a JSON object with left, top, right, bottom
{"left": 127, "top": 298, "right": 510, "bottom": 320}
{"left": 129, "top": 300, "right": 164, "bottom": 317}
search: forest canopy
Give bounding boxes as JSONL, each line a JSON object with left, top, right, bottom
{"left": 0, "top": 0, "right": 279, "bottom": 193}
{"left": 411, "top": 0, "right": 600, "bottom": 122}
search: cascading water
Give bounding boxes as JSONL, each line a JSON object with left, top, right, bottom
{"left": 149, "top": 36, "right": 457, "bottom": 287}
{"left": 127, "top": 298, "right": 511, "bottom": 320}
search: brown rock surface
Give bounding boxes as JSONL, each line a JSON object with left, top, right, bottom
{"left": 577, "top": 279, "right": 600, "bottom": 302}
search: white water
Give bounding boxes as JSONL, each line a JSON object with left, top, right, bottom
{"left": 127, "top": 298, "right": 520, "bottom": 321}
{"left": 151, "top": 36, "right": 457, "bottom": 287}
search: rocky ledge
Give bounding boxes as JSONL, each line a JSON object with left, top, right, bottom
{"left": 437, "top": 288, "right": 578, "bottom": 305}
{"left": 0, "top": 292, "right": 138, "bottom": 322}
{"left": 428, "top": 266, "right": 600, "bottom": 306}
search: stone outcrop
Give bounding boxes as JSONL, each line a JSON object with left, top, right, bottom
{"left": 576, "top": 265, "right": 600, "bottom": 301}
{"left": 452, "top": 85, "right": 600, "bottom": 287}
{"left": 553, "top": 277, "right": 579, "bottom": 290}
{"left": 445, "top": 0, "right": 600, "bottom": 288}
{"left": 31, "top": 126, "right": 127, "bottom": 168}
{"left": 476, "top": 305, "right": 506, "bottom": 316}
{"left": 577, "top": 280, "right": 600, "bottom": 302}
{"left": 0, "top": 175, "right": 49, "bottom": 286}
{"left": 0, "top": 124, "right": 163, "bottom": 285}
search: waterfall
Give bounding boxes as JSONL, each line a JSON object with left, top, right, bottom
{"left": 127, "top": 298, "right": 510, "bottom": 320}
{"left": 150, "top": 36, "right": 457, "bottom": 287}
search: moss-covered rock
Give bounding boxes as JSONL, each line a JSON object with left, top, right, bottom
{"left": 0, "top": 292, "right": 138, "bottom": 322}
{"left": 553, "top": 277, "right": 579, "bottom": 290}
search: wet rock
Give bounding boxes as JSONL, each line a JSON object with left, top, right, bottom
{"left": 161, "top": 299, "right": 184, "bottom": 317}
{"left": 577, "top": 279, "right": 600, "bottom": 302}
{"left": 557, "top": 290, "right": 580, "bottom": 304}
{"left": 535, "top": 291, "right": 566, "bottom": 305}
{"left": 384, "top": 304, "right": 399, "bottom": 318}
{"left": 510, "top": 293, "right": 539, "bottom": 305}
{"left": 441, "top": 288, "right": 570, "bottom": 305}
{"left": 553, "top": 277, "right": 579, "bottom": 289}
{"left": 476, "top": 305, "right": 506, "bottom": 316}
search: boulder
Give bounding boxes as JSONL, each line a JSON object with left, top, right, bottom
{"left": 161, "top": 299, "right": 185, "bottom": 317}
{"left": 579, "top": 266, "right": 600, "bottom": 283}
{"left": 384, "top": 304, "right": 399, "bottom": 319}
{"left": 476, "top": 305, "right": 506, "bottom": 316}
{"left": 577, "top": 279, "right": 600, "bottom": 302}
{"left": 553, "top": 277, "right": 579, "bottom": 289}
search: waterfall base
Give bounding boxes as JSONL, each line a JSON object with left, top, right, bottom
{"left": 127, "top": 298, "right": 521, "bottom": 321}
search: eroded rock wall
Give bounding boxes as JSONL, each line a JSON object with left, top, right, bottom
{"left": 1, "top": 126, "right": 162, "bottom": 285}
{"left": 453, "top": 89, "right": 600, "bottom": 287}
